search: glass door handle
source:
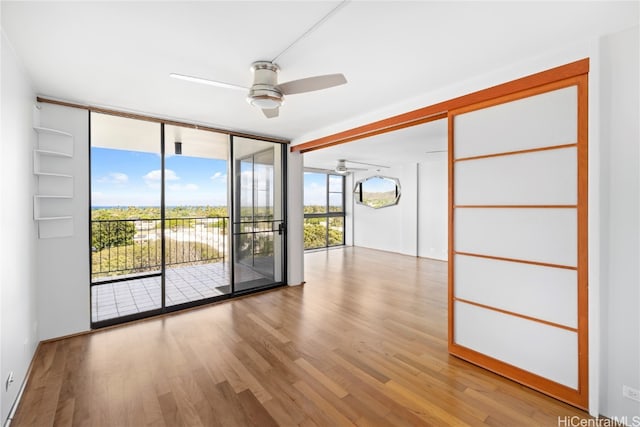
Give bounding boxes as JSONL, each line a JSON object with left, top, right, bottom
{"left": 276, "top": 223, "right": 286, "bottom": 235}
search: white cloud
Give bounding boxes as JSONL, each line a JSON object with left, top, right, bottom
{"left": 165, "top": 170, "right": 179, "bottom": 181}
{"left": 143, "top": 169, "right": 179, "bottom": 188}
{"left": 210, "top": 172, "right": 227, "bottom": 182}
{"left": 97, "top": 172, "right": 128, "bottom": 185}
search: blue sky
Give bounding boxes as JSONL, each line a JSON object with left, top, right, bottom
{"left": 304, "top": 172, "right": 327, "bottom": 206}
{"left": 359, "top": 176, "right": 396, "bottom": 193}
{"left": 304, "top": 172, "right": 343, "bottom": 206}
{"left": 91, "top": 147, "right": 228, "bottom": 206}
{"left": 92, "top": 148, "right": 342, "bottom": 207}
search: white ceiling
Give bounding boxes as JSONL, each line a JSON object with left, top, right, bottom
{"left": 2, "top": 1, "right": 637, "bottom": 147}
{"left": 91, "top": 112, "right": 230, "bottom": 159}
{"left": 303, "top": 118, "right": 447, "bottom": 171}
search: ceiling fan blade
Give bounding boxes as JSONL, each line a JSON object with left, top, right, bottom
{"left": 262, "top": 107, "right": 279, "bottom": 119}
{"left": 277, "top": 73, "right": 347, "bottom": 95}
{"left": 170, "top": 73, "right": 248, "bottom": 91}
{"left": 347, "top": 160, "right": 389, "bottom": 169}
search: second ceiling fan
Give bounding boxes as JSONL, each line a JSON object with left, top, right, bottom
{"left": 170, "top": 1, "right": 350, "bottom": 118}
{"left": 334, "top": 159, "right": 389, "bottom": 174}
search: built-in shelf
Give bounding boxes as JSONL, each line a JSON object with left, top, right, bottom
{"left": 34, "top": 172, "right": 73, "bottom": 178}
{"left": 34, "top": 149, "right": 73, "bottom": 158}
{"left": 34, "top": 195, "right": 73, "bottom": 199}
{"left": 33, "top": 125, "right": 74, "bottom": 238}
{"left": 33, "top": 195, "right": 73, "bottom": 223}
{"left": 34, "top": 216, "right": 73, "bottom": 221}
{"left": 33, "top": 126, "right": 73, "bottom": 138}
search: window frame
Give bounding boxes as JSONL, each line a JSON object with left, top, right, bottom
{"left": 303, "top": 171, "right": 346, "bottom": 250}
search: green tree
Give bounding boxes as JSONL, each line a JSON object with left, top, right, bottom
{"left": 304, "top": 221, "right": 327, "bottom": 249}
{"left": 91, "top": 221, "right": 136, "bottom": 251}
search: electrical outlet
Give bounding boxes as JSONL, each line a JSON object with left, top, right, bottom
{"left": 5, "top": 371, "right": 14, "bottom": 391}
{"left": 623, "top": 385, "right": 640, "bottom": 402}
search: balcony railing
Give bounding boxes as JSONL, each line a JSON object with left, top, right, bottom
{"left": 91, "top": 217, "right": 228, "bottom": 280}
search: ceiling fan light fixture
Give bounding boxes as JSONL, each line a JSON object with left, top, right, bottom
{"left": 335, "top": 160, "right": 348, "bottom": 173}
{"left": 248, "top": 95, "right": 282, "bottom": 110}
{"left": 247, "top": 83, "right": 284, "bottom": 110}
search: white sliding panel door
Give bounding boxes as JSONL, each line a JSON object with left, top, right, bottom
{"left": 449, "top": 75, "right": 588, "bottom": 409}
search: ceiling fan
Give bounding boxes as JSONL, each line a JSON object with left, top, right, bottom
{"left": 170, "top": 1, "right": 350, "bottom": 118}
{"left": 334, "top": 159, "right": 389, "bottom": 175}
{"left": 170, "top": 64, "right": 346, "bottom": 119}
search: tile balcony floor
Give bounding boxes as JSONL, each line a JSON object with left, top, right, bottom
{"left": 91, "top": 262, "right": 263, "bottom": 322}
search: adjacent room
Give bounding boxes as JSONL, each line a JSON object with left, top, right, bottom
{"left": 302, "top": 119, "right": 448, "bottom": 259}
{"left": 1, "top": 1, "right": 638, "bottom": 425}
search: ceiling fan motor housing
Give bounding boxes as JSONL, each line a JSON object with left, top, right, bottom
{"left": 248, "top": 61, "right": 283, "bottom": 109}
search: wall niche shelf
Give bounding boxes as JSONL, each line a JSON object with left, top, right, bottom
{"left": 33, "top": 125, "right": 74, "bottom": 238}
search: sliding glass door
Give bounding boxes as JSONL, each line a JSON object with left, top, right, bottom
{"left": 163, "top": 125, "right": 231, "bottom": 307}
{"left": 232, "top": 137, "right": 285, "bottom": 293}
{"left": 90, "top": 116, "right": 286, "bottom": 327}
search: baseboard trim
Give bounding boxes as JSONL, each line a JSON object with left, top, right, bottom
{"left": 40, "top": 329, "right": 93, "bottom": 344}
{"left": 288, "top": 281, "right": 306, "bottom": 287}
{"left": 3, "top": 342, "right": 41, "bottom": 427}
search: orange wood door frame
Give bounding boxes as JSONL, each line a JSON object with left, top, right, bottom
{"left": 293, "top": 59, "right": 590, "bottom": 410}
{"left": 291, "top": 58, "right": 589, "bottom": 153}
{"left": 448, "top": 74, "right": 589, "bottom": 410}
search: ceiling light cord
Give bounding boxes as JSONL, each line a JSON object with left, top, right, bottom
{"left": 271, "top": 0, "right": 350, "bottom": 64}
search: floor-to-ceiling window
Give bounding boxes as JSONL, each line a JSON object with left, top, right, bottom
{"left": 90, "top": 114, "right": 164, "bottom": 323}
{"left": 163, "top": 124, "right": 231, "bottom": 307}
{"left": 303, "top": 171, "right": 345, "bottom": 249}
{"left": 90, "top": 113, "right": 286, "bottom": 327}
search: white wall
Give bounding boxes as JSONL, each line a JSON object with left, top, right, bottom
{"left": 401, "top": 164, "right": 419, "bottom": 256}
{"left": 352, "top": 164, "right": 417, "bottom": 256}
{"left": 344, "top": 173, "right": 354, "bottom": 246}
{"left": 352, "top": 169, "right": 403, "bottom": 253}
{"left": 351, "top": 154, "right": 448, "bottom": 261}
{"left": 36, "top": 104, "right": 90, "bottom": 340}
{"left": 287, "top": 150, "right": 304, "bottom": 285}
{"left": 418, "top": 153, "right": 448, "bottom": 261}
{"left": 599, "top": 25, "right": 640, "bottom": 421}
{"left": 0, "top": 31, "right": 39, "bottom": 422}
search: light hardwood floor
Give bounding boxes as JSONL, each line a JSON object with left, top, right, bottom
{"left": 13, "top": 247, "right": 591, "bottom": 426}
